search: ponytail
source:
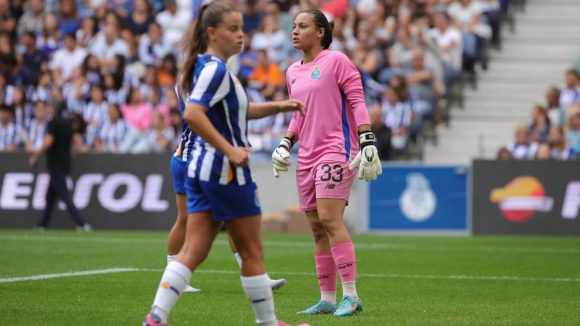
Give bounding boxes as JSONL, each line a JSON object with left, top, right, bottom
{"left": 179, "top": 2, "right": 239, "bottom": 95}
{"left": 180, "top": 4, "right": 209, "bottom": 95}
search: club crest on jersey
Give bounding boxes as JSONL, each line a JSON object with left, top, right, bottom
{"left": 311, "top": 66, "right": 321, "bottom": 80}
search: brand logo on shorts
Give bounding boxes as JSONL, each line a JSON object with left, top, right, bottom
{"left": 291, "top": 78, "right": 296, "bottom": 84}
{"left": 325, "top": 184, "right": 335, "bottom": 190}
{"left": 311, "top": 66, "right": 321, "bottom": 80}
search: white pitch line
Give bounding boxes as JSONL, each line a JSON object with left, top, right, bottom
{"left": 0, "top": 268, "right": 141, "bottom": 283}
{"left": 0, "top": 235, "right": 579, "bottom": 254}
{"left": 2, "top": 268, "right": 579, "bottom": 284}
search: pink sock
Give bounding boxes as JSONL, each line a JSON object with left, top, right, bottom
{"left": 315, "top": 252, "right": 337, "bottom": 294}
{"left": 331, "top": 241, "right": 357, "bottom": 284}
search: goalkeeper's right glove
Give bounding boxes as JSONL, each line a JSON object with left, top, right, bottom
{"left": 272, "top": 137, "right": 292, "bottom": 178}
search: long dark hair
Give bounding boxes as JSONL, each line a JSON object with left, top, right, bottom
{"left": 301, "top": 9, "right": 334, "bottom": 50}
{"left": 180, "top": 2, "right": 238, "bottom": 94}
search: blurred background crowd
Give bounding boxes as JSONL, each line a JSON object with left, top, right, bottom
{"left": 0, "top": 0, "right": 577, "bottom": 161}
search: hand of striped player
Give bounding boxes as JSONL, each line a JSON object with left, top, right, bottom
{"left": 272, "top": 137, "right": 292, "bottom": 178}
{"left": 348, "top": 131, "right": 382, "bottom": 182}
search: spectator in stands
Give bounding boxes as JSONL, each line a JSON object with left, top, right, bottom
{"left": 0, "top": 104, "right": 18, "bottom": 151}
{"left": 138, "top": 22, "right": 171, "bottom": 66}
{"left": 405, "top": 49, "right": 436, "bottom": 118}
{"left": 329, "top": 17, "right": 356, "bottom": 55}
{"left": 447, "top": 0, "right": 482, "bottom": 70}
{"left": 90, "top": 24, "right": 130, "bottom": 69}
{"left": 147, "top": 110, "right": 174, "bottom": 153}
{"left": 534, "top": 143, "right": 551, "bottom": 161}
{"left": 248, "top": 50, "right": 283, "bottom": 100}
{"left": 476, "top": 0, "right": 500, "bottom": 47}
{"left": 157, "top": 54, "right": 177, "bottom": 88}
{"left": 95, "top": 103, "right": 128, "bottom": 153}
{"left": 568, "top": 106, "right": 580, "bottom": 155}
{"left": 559, "top": 70, "right": 580, "bottom": 109}
{"left": 0, "top": 72, "right": 13, "bottom": 104}
{"left": 169, "top": 107, "right": 181, "bottom": 146}
{"left": 81, "top": 53, "right": 101, "bottom": 86}
{"left": 140, "top": 65, "right": 164, "bottom": 106}
{"left": 0, "top": 31, "right": 13, "bottom": 56}
{"left": 0, "top": 0, "right": 16, "bottom": 35}
{"left": 36, "top": 13, "right": 61, "bottom": 56}
{"left": 50, "top": 33, "right": 87, "bottom": 87}
{"left": 7, "top": 53, "right": 32, "bottom": 87}
{"left": 62, "top": 67, "right": 89, "bottom": 114}
{"left": 382, "top": 87, "right": 412, "bottom": 153}
{"left": 57, "top": 0, "right": 80, "bottom": 36}
{"left": 264, "top": 0, "right": 293, "bottom": 36}
{"left": 84, "top": 84, "right": 108, "bottom": 148}
{"left": 548, "top": 125, "right": 576, "bottom": 160}
{"left": 24, "top": 100, "right": 47, "bottom": 152}
{"left": 370, "top": 103, "right": 391, "bottom": 161}
{"left": 242, "top": 0, "right": 262, "bottom": 33}
{"left": 352, "top": 22, "right": 380, "bottom": 77}
{"left": 119, "top": 87, "right": 152, "bottom": 153}
{"left": 496, "top": 147, "right": 513, "bottom": 160}
{"left": 430, "top": 12, "right": 462, "bottom": 96}
{"left": 529, "top": 105, "right": 550, "bottom": 143}
{"left": 31, "top": 71, "right": 51, "bottom": 102}
{"left": 16, "top": 0, "right": 44, "bottom": 37}
{"left": 250, "top": 13, "right": 291, "bottom": 65}
{"left": 103, "top": 72, "right": 126, "bottom": 105}
{"left": 126, "top": 0, "right": 155, "bottom": 40}
{"left": 76, "top": 15, "right": 98, "bottom": 48}
{"left": 155, "top": 0, "right": 190, "bottom": 47}
{"left": 239, "top": 32, "right": 258, "bottom": 80}
{"left": 12, "top": 85, "right": 32, "bottom": 128}
{"left": 506, "top": 125, "right": 537, "bottom": 160}
{"left": 545, "top": 86, "right": 564, "bottom": 127}
{"left": 19, "top": 31, "right": 48, "bottom": 79}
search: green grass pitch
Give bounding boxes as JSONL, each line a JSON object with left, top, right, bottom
{"left": 0, "top": 230, "right": 579, "bottom": 326}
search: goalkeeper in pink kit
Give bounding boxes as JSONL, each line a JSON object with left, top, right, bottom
{"left": 271, "top": 9, "right": 382, "bottom": 317}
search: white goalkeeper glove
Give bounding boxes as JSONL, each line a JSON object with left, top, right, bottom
{"left": 348, "top": 130, "right": 382, "bottom": 182}
{"left": 272, "top": 137, "right": 292, "bottom": 178}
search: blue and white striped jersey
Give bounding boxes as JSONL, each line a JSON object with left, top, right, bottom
{"left": 173, "top": 82, "right": 198, "bottom": 162}
{"left": 186, "top": 54, "right": 251, "bottom": 186}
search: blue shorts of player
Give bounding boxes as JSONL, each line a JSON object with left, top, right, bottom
{"left": 185, "top": 174, "right": 262, "bottom": 222}
{"left": 170, "top": 156, "right": 188, "bottom": 194}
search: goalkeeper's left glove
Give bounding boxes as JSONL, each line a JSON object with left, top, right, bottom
{"left": 348, "top": 130, "right": 382, "bottom": 182}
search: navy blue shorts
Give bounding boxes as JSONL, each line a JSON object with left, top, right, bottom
{"left": 170, "top": 156, "right": 188, "bottom": 194}
{"left": 185, "top": 175, "right": 262, "bottom": 222}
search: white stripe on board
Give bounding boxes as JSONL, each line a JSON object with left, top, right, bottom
{"left": 1, "top": 268, "right": 579, "bottom": 284}
{"left": 0, "top": 268, "right": 142, "bottom": 283}
{"left": 0, "top": 235, "right": 578, "bottom": 254}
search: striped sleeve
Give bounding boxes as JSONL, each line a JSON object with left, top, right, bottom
{"left": 188, "top": 61, "right": 230, "bottom": 110}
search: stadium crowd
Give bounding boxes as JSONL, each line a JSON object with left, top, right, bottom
{"left": 499, "top": 68, "right": 580, "bottom": 161}
{"left": 0, "top": 0, "right": 514, "bottom": 161}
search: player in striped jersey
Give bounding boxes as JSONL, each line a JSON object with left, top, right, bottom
{"left": 145, "top": 3, "right": 308, "bottom": 326}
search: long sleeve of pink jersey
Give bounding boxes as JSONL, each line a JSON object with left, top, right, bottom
{"left": 334, "top": 52, "right": 370, "bottom": 127}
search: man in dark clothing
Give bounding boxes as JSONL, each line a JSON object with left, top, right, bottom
{"left": 19, "top": 31, "right": 48, "bottom": 79}
{"left": 29, "top": 100, "right": 91, "bottom": 231}
{"left": 370, "top": 104, "right": 392, "bottom": 161}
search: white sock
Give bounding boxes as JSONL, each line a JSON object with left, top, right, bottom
{"left": 241, "top": 273, "right": 277, "bottom": 326}
{"left": 234, "top": 252, "right": 243, "bottom": 269}
{"left": 321, "top": 292, "right": 337, "bottom": 305}
{"left": 151, "top": 261, "right": 192, "bottom": 324}
{"left": 167, "top": 255, "right": 176, "bottom": 265}
{"left": 342, "top": 282, "right": 358, "bottom": 297}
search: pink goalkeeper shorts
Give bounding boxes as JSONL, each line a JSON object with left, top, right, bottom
{"left": 296, "top": 161, "right": 357, "bottom": 212}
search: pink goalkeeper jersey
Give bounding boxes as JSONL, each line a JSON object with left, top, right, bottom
{"left": 286, "top": 50, "right": 370, "bottom": 170}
